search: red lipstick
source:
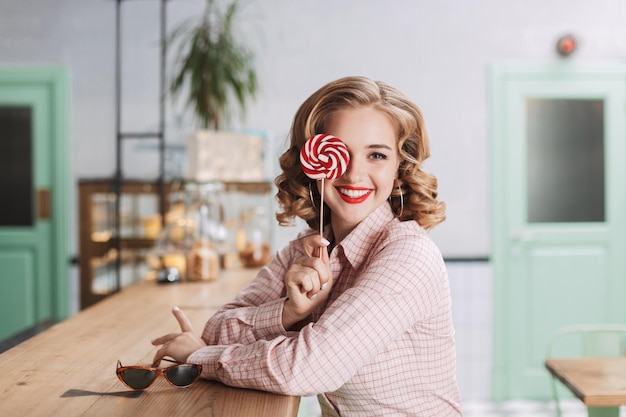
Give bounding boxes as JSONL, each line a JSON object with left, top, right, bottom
{"left": 335, "top": 186, "right": 372, "bottom": 204}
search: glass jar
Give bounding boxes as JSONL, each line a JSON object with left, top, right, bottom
{"left": 237, "top": 206, "right": 271, "bottom": 268}
{"left": 185, "top": 182, "right": 227, "bottom": 280}
{"left": 152, "top": 191, "right": 191, "bottom": 280}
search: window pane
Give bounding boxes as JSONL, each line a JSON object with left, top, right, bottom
{"left": 526, "top": 99, "right": 604, "bottom": 223}
{"left": 0, "top": 106, "right": 33, "bottom": 226}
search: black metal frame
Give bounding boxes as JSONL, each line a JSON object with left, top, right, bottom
{"left": 113, "top": 0, "right": 169, "bottom": 292}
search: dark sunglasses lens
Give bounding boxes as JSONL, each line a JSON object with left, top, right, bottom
{"left": 120, "top": 369, "right": 156, "bottom": 389}
{"left": 165, "top": 365, "right": 199, "bottom": 387}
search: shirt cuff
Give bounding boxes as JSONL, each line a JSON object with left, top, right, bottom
{"left": 252, "top": 297, "right": 288, "bottom": 340}
{"left": 187, "top": 346, "right": 224, "bottom": 380}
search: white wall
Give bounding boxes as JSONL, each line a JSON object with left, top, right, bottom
{"left": 1, "top": 0, "right": 626, "bottom": 258}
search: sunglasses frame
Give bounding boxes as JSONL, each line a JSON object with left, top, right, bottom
{"left": 116, "top": 358, "right": 202, "bottom": 390}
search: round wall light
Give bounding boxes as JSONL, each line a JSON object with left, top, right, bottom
{"left": 556, "top": 34, "right": 577, "bottom": 56}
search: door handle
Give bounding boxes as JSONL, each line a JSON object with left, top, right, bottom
{"left": 37, "top": 188, "right": 51, "bottom": 220}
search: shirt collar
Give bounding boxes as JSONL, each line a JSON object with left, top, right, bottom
{"left": 333, "top": 203, "right": 396, "bottom": 269}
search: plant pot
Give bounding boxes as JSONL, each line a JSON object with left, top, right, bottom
{"left": 186, "top": 129, "right": 265, "bottom": 182}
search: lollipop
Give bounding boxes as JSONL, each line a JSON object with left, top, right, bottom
{"left": 300, "top": 134, "right": 350, "bottom": 180}
{"left": 300, "top": 134, "right": 350, "bottom": 240}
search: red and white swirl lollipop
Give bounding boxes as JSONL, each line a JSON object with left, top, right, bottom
{"left": 300, "top": 134, "right": 350, "bottom": 239}
{"left": 300, "top": 134, "right": 350, "bottom": 180}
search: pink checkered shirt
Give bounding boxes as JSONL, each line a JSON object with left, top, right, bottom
{"left": 188, "top": 203, "right": 462, "bottom": 416}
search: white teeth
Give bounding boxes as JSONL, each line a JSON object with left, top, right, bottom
{"left": 339, "top": 188, "right": 369, "bottom": 198}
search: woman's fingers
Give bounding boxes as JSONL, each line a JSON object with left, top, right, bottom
{"left": 296, "top": 256, "right": 331, "bottom": 297}
{"left": 151, "top": 307, "right": 207, "bottom": 366}
{"left": 152, "top": 346, "right": 169, "bottom": 367}
{"left": 282, "top": 236, "right": 333, "bottom": 324}
{"left": 172, "top": 306, "right": 194, "bottom": 332}
{"left": 151, "top": 333, "right": 179, "bottom": 346}
{"left": 302, "top": 234, "right": 330, "bottom": 258}
{"left": 152, "top": 307, "right": 193, "bottom": 347}
{"left": 282, "top": 261, "right": 333, "bottom": 327}
{"left": 292, "top": 270, "right": 314, "bottom": 294}
{"left": 287, "top": 261, "right": 321, "bottom": 295}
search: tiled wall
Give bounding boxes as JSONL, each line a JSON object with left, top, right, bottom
{"left": 447, "top": 261, "right": 493, "bottom": 402}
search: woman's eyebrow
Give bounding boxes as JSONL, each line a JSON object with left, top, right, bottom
{"left": 366, "top": 144, "right": 394, "bottom": 150}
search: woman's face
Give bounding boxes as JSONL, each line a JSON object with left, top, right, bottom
{"left": 320, "top": 106, "right": 400, "bottom": 242}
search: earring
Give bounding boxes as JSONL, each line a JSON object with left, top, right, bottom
{"left": 398, "top": 185, "right": 404, "bottom": 218}
{"left": 309, "top": 182, "right": 318, "bottom": 211}
{"left": 389, "top": 182, "right": 404, "bottom": 218}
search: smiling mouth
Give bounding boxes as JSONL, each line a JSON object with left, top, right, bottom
{"left": 336, "top": 187, "right": 372, "bottom": 203}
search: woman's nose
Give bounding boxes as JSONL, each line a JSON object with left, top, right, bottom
{"left": 342, "top": 157, "right": 362, "bottom": 182}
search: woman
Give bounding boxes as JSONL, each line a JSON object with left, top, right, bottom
{"left": 152, "top": 76, "right": 462, "bottom": 416}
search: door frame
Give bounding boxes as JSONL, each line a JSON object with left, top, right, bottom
{"left": 0, "top": 66, "right": 71, "bottom": 323}
{"left": 489, "top": 62, "right": 626, "bottom": 400}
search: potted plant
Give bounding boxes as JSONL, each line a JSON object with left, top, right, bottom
{"left": 169, "top": 0, "right": 258, "bottom": 129}
{"left": 169, "top": 0, "right": 261, "bottom": 181}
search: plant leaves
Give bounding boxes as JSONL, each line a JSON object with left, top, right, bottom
{"left": 168, "top": 0, "right": 257, "bottom": 129}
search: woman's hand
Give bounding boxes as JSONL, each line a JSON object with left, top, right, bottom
{"left": 282, "top": 235, "right": 332, "bottom": 330}
{"left": 151, "top": 306, "right": 207, "bottom": 366}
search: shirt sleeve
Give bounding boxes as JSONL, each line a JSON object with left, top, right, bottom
{"left": 200, "top": 232, "right": 309, "bottom": 345}
{"left": 188, "top": 233, "right": 448, "bottom": 396}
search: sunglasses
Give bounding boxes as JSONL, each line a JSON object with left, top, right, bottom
{"left": 116, "top": 358, "right": 202, "bottom": 390}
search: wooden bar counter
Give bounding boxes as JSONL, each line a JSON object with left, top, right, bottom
{"left": 0, "top": 269, "right": 300, "bottom": 417}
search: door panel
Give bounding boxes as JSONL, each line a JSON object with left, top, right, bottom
{"left": 0, "top": 68, "right": 70, "bottom": 341}
{"left": 491, "top": 64, "right": 626, "bottom": 400}
{"left": 524, "top": 245, "right": 610, "bottom": 386}
{"left": 0, "top": 250, "right": 35, "bottom": 338}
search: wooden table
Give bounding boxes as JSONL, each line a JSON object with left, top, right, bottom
{"left": 545, "top": 357, "right": 626, "bottom": 417}
{"left": 0, "top": 269, "right": 300, "bottom": 417}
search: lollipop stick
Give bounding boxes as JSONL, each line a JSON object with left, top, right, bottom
{"left": 319, "top": 178, "right": 324, "bottom": 235}
{"left": 319, "top": 178, "right": 324, "bottom": 258}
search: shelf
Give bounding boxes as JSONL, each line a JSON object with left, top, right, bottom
{"left": 119, "top": 237, "right": 157, "bottom": 249}
{"left": 78, "top": 178, "right": 272, "bottom": 309}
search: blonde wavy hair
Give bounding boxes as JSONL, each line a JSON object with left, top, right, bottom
{"left": 275, "top": 76, "right": 445, "bottom": 231}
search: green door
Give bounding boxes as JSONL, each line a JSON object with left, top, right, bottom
{"left": 490, "top": 64, "right": 626, "bottom": 400}
{"left": 0, "top": 67, "right": 71, "bottom": 341}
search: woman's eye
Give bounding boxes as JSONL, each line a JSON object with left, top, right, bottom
{"left": 370, "top": 152, "right": 388, "bottom": 160}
